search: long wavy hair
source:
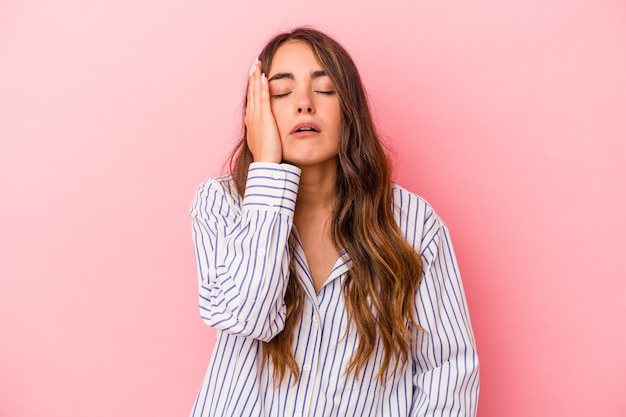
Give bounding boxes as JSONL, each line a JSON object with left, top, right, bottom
{"left": 228, "top": 27, "right": 424, "bottom": 384}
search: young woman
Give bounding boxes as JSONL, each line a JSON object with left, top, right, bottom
{"left": 190, "top": 27, "right": 479, "bottom": 417}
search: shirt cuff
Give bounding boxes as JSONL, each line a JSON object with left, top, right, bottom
{"left": 242, "top": 163, "right": 301, "bottom": 213}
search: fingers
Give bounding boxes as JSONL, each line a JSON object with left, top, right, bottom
{"left": 246, "top": 58, "right": 259, "bottom": 114}
{"left": 244, "top": 59, "right": 282, "bottom": 163}
{"left": 247, "top": 59, "right": 271, "bottom": 116}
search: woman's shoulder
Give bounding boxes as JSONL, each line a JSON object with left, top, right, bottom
{"left": 195, "top": 174, "right": 239, "bottom": 197}
{"left": 190, "top": 174, "right": 242, "bottom": 217}
{"left": 391, "top": 183, "right": 445, "bottom": 247}
{"left": 391, "top": 183, "right": 440, "bottom": 220}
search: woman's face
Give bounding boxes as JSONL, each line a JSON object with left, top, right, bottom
{"left": 267, "top": 41, "right": 341, "bottom": 170}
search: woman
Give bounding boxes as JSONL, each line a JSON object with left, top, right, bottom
{"left": 190, "top": 27, "right": 479, "bottom": 416}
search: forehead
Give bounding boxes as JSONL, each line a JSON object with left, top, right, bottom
{"left": 269, "top": 41, "right": 324, "bottom": 75}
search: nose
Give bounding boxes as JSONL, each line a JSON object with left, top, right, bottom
{"left": 298, "top": 105, "right": 313, "bottom": 114}
{"left": 296, "top": 91, "right": 315, "bottom": 114}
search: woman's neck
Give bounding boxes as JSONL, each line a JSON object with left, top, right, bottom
{"left": 294, "top": 159, "right": 337, "bottom": 217}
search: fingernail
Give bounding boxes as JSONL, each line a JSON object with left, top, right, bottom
{"left": 249, "top": 58, "right": 258, "bottom": 76}
{"left": 261, "top": 73, "right": 266, "bottom": 84}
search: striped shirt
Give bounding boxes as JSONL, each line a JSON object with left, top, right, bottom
{"left": 189, "top": 162, "right": 479, "bottom": 417}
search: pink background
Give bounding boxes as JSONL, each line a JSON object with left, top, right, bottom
{"left": 1, "top": 0, "right": 625, "bottom": 416}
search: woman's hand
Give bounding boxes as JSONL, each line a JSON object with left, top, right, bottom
{"left": 245, "top": 59, "right": 282, "bottom": 163}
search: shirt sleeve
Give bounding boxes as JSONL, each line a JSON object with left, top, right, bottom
{"left": 189, "top": 162, "right": 301, "bottom": 341}
{"left": 411, "top": 219, "right": 480, "bottom": 416}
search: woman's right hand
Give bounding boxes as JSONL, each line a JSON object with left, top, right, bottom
{"left": 244, "top": 59, "right": 282, "bottom": 163}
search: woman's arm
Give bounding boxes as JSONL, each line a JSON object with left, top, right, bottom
{"left": 411, "top": 220, "right": 480, "bottom": 416}
{"left": 190, "top": 162, "right": 301, "bottom": 341}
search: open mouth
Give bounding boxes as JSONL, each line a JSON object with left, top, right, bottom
{"left": 291, "top": 124, "right": 320, "bottom": 134}
{"left": 295, "top": 126, "right": 318, "bottom": 132}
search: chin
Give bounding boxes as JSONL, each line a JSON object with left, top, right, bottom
{"left": 282, "top": 155, "right": 339, "bottom": 170}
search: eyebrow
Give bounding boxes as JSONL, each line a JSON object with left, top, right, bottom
{"left": 268, "top": 70, "right": 329, "bottom": 82}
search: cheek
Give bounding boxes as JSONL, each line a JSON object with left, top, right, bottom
{"left": 330, "top": 105, "right": 342, "bottom": 132}
{"left": 269, "top": 102, "right": 287, "bottom": 127}
{"left": 269, "top": 102, "right": 293, "bottom": 141}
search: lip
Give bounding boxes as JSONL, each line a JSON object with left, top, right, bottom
{"left": 290, "top": 122, "right": 321, "bottom": 136}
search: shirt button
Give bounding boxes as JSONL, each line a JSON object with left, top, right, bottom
{"left": 273, "top": 172, "right": 281, "bottom": 179}
{"left": 294, "top": 413, "right": 302, "bottom": 417}
{"left": 303, "top": 364, "right": 311, "bottom": 372}
{"left": 258, "top": 249, "right": 266, "bottom": 256}
{"left": 312, "top": 315, "right": 319, "bottom": 322}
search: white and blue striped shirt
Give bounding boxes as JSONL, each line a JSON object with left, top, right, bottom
{"left": 190, "top": 163, "right": 479, "bottom": 417}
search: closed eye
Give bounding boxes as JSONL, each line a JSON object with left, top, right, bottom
{"left": 315, "top": 90, "right": 335, "bottom": 95}
{"left": 271, "top": 92, "right": 292, "bottom": 99}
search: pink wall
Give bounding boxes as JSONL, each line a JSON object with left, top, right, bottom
{"left": 1, "top": 0, "right": 625, "bottom": 416}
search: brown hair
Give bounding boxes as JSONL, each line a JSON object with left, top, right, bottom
{"left": 228, "top": 27, "right": 423, "bottom": 384}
